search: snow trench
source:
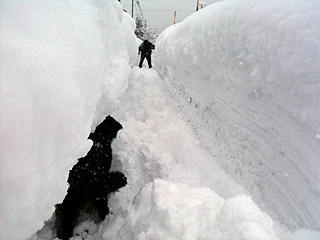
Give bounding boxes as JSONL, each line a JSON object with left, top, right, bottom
{"left": 154, "top": 1, "right": 320, "bottom": 231}
{"left": 3, "top": 0, "right": 320, "bottom": 239}
{"left": 102, "top": 67, "right": 279, "bottom": 240}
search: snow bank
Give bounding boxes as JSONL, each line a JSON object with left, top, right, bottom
{"left": 128, "top": 179, "right": 277, "bottom": 240}
{"left": 155, "top": 0, "right": 320, "bottom": 231}
{"left": 0, "top": 1, "right": 137, "bottom": 239}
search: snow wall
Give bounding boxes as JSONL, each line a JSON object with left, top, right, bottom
{"left": 155, "top": 1, "right": 320, "bottom": 231}
{"left": 0, "top": 1, "right": 137, "bottom": 239}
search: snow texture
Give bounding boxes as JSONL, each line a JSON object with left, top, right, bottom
{"left": 128, "top": 180, "right": 277, "bottom": 240}
{"left": 0, "top": 1, "right": 137, "bottom": 239}
{"left": 93, "top": 67, "right": 279, "bottom": 240}
{"left": 2, "top": 1, "right": 320, "bottom": 240}
{"left": 155, "top": 0, "right": 320, "bottom": 232}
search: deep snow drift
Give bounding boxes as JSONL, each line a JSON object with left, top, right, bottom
{"left": 0, "top": 1, "right": 137, "bottom": 239}
{"left": 155, "top": 0, "right": 320, "bottom": 232}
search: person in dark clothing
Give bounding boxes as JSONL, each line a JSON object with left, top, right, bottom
{"left": 138, "top": 39, "right": 155, "bottom": 68}
{"left": 55, "top": 116, "right": 127, "bottom": 240}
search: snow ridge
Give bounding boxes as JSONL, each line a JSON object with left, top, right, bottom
{"left": 155, "top": 0, "right": 320, "bottom": 230}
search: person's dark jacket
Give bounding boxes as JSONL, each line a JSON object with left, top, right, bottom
{"left": 55, "top": 116, "right": 126, "bottom": 240}
{"left": 139, "top": 40, "right": 155, "bottom": 56}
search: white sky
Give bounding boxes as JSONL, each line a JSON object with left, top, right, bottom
{"left": 120, "top": 0, "right": 218, "bottom": 32}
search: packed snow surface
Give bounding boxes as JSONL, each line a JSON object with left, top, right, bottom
{"left": 0, "top": 1, "right": 137, "bottom": 239}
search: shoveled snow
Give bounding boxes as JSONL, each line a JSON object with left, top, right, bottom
{"left": 0, "top": 1, "right": 137, "bottom": 239}
{"left": 88, "top": 67, "right": 277, "bottom": 240}
{"left": 1, "top": 0, "right": 319, "bottom": 240}
{"left": 100, "top": 1, "right": 319, "bottom": 239}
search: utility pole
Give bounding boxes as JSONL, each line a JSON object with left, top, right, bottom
{"left": 132, "top": 0, "right": 134, "bottom": 17}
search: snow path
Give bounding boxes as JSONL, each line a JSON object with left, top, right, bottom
{"left": 100, "top": 67, "right": 280, "bottom": 239}
{"left": 112, "top": 67, "right": 248, "bottom": 199}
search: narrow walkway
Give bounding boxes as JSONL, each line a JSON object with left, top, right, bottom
{"left": 98, "top": 67, "right": 276, "bottom": 239}
{"left": 112, "top": 67, "right": 247, "bottom": 199}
